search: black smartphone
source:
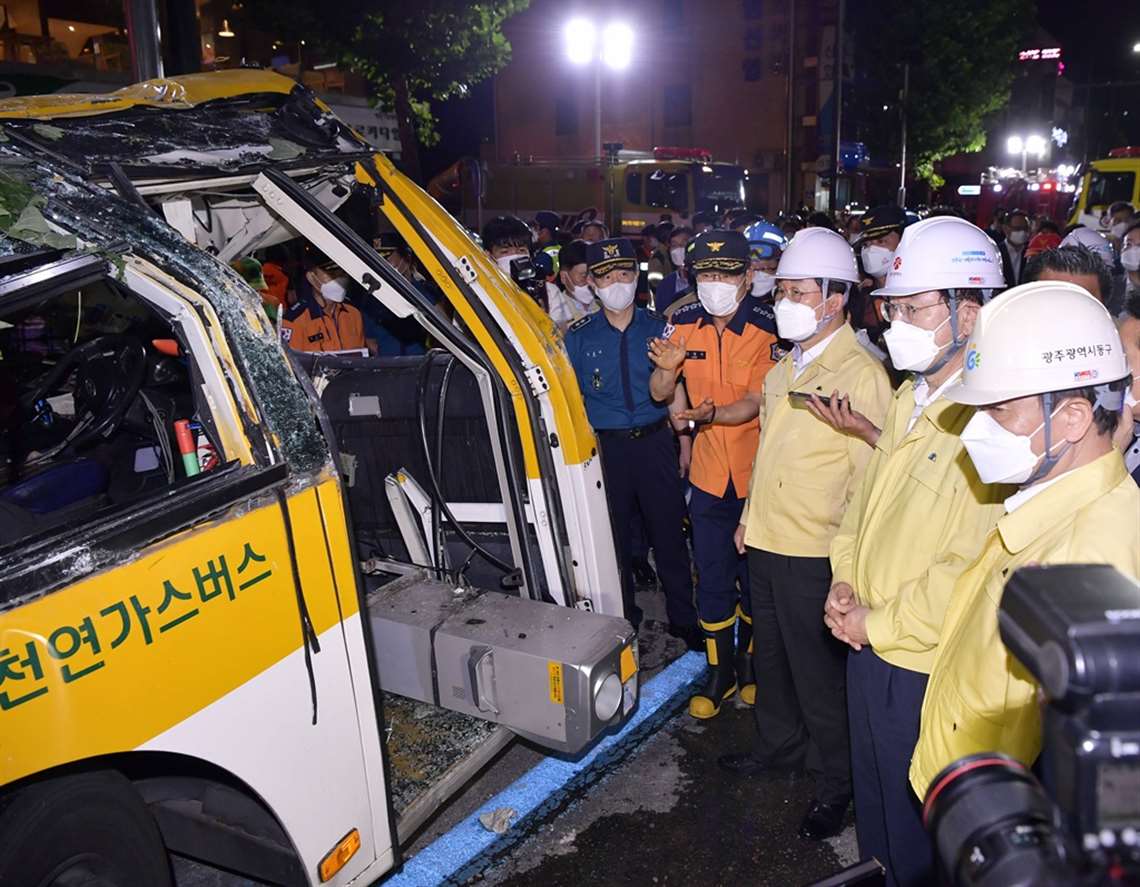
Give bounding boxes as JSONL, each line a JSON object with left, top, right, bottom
{"left": 788, "top": 391, "right": 833, "bottom": 407}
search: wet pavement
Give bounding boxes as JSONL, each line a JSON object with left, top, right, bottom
{"left": 464, "top": 694, "right": 858, "bottom": 887}
{"left": 174, "top": 586, "right": 862, "bottom": 886}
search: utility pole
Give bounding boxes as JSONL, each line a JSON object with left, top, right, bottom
{"left": 125, "top": 0, "right": 163, "bottom": 81}
{"left": 830, "top": 0, "right": 845, "bottom": 213}
{"left": 784, "top": 0, "right": 796, "bottom": 213}
{"left": 897, "top": 62, "right": 908, "bottom": 208}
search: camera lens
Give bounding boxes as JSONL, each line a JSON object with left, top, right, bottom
{"left": 924, "top": 753, "right": 1079, "bottom": 887}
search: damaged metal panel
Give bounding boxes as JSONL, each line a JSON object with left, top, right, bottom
{"left": 0, "top": 87, "right": 372, "bottom": 180}
{"left": 0, "top": 150, "right": 328, "bottom": 475}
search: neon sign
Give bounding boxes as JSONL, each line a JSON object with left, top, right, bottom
{"left": 1019, "top": 47, "right": 1062, "bottom": 61}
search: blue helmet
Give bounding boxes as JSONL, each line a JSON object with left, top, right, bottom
{"left": 743, "top": 220, "right": 788, "bottom": 260}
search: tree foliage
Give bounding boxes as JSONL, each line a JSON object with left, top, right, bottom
{"left": 247, "top": 0, "right": 528, "bottom": 180}
{"left": 848, "top": 0, "right": 1036, "bottom": 187}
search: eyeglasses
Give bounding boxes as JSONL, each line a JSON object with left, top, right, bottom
{"left": 878, "top": 299, "right": 948, "bottom": 323}
{"left": 774, "top": 286, "right": 823, "bottom": 304}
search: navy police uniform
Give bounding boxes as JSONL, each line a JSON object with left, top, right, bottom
{"left": 565, "top": 239, "right": 697, "bottom": 635}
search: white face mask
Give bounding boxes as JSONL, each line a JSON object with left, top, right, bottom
{"left": 1121, "top": 244, "right": 1140, "bottom": 272}
{"left": 321, "top": 278, "right": 348, "bottom": 303}
{"left": 495, "top": 254, "right": 523, "bottom": 275}
{"left": 1007, "top": 229, "right": 1029, "bottom": 247}
{"left": 1126, "top": 386, "right": 1139, "bottom": 412}
{"left": 882, "top": 315, "right": 950, "bottom": 373}
{"left": 959, "top": 406, "right": 1065, "bottom": 485}
{"left": 1111, "top": 221, "right": 1130, "bottom": 239}
{"left": 751, "top": 272, "right": 776, "bottom": 296}
{"left": 595, "top": 279, "right": 637, "bottom": 312}
{"left": 775, "top": 297, "right": 827, "bottom": 342}
{"left": 697, "top": 280, "right": 742, "bottom": 317}
{"left": 570, "top": 283, "right": 595, "bottom": 304}
{"left": 670, "top": 246, "right": 687, "bottom": 267}
{"left": 861, "top": 244, "right": 893, "bottom": 278}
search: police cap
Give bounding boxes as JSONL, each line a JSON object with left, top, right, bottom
{"left": 586, "top": 238, "right": 638, "bottom": 276}
{"left": 857, "top": 204, "right": 907, "bottom": 244}
{"left": 686, "top": 228, "right": 750, "bottom": 274}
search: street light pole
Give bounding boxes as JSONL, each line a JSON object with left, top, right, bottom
{"left": 897, "top": 62, "right": 908, "bottom": 208}
{"left": 594, "top": 61, "right": 602, "bottom": 163}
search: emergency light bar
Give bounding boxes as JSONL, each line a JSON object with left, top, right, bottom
{"left": 1108, "top": 146, "right": 1140, "bottom": 159}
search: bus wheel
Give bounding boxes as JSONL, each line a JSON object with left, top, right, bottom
{"left": 0, "top": 769, "right": 173, "bottom": 887}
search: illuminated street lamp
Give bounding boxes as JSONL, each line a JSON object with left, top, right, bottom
{"left": 565, "top": 18, "right": 634, "bottom": 161}
{"left": 1007, "top": 133, "right": 1047, "bottom": 174}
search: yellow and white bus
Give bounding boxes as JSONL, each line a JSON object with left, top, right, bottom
{"left": 0, "top": 71, "right": 637, "bottom": 886}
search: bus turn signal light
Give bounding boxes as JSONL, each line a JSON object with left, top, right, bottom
{"left": 319, "top": 829, "right": 361, "bottom": 882}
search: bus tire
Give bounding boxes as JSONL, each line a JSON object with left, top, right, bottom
{"left": 0, "top": 769, "right": 173, "bottom": 887}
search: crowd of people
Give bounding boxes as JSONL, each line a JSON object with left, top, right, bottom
{"left": 491, "top": 201, "right": 1140, "bottom": 885}
{"left": 230, "top": 196, "right": 1140, "bottom": 883}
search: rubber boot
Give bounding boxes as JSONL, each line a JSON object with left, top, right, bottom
{"left": 734, "top": 604, "right": 756, "bottom": 707}
{"left": 688, "top": 616, "right": 738, "bottom": 719}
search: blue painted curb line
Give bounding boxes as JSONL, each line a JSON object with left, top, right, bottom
{"left": 383, "top": 650, "right": 706, "bottom": 886}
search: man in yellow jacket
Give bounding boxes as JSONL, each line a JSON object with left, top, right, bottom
{"left": 909, "top": 281, "right": 1140, "bottom": 802}
{"left": 822, "top": 217, "right": 1010, "bottom": 886}
{"left": 690, "top": 228, "right": 891, "bottom": 840}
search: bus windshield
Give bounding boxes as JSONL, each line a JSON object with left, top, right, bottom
{"left": 1087, "top": 169, "right": 1135, "bottom": 208}
{"left": 695, "top": 165, "right": 746, "bottom": 214}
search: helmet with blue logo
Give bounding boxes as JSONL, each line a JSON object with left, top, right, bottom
{"left": 743, "top": 220, "right": 788, "bottom": 261}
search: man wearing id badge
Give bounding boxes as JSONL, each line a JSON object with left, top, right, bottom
{"left": 648, "top": 229, "right": 781, "bottom": 720}
{"left": 698, "top": 227, "right": 891, "bottom": 841}
{"left": 564, "top": 238, "right": 699, "bottom": 646}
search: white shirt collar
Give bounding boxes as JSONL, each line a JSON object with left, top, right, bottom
{"left": 1004, "top": 473, "right": 1067, "bottom": 514}
{"left": 793, "top": 327, "right": 842, "bottom": 377}
{"left": 906, "top": 369, "right": 962, "bottom": 435}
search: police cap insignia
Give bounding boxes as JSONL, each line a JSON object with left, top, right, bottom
{"left": 603, "top": 243, "right": 619, "bottom": 258}
{"left": 708, "top": 241, "right": 724, "bottom": 252}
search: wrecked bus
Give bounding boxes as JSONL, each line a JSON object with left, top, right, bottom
{"left": 0, "top": 70, "right": 636, "bottom": 885}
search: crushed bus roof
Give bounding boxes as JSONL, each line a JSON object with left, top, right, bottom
{"left": 0, "top": 71, "right": 372, "bottom": 178}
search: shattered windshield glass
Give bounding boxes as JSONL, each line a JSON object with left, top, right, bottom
{"left": 0, "top": 152, "right": 329, "bottom": 475}
{"left": 0, "top": 88, "right": 370, "bottom": 176}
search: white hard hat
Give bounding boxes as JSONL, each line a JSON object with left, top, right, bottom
{"left": 945, "top": 281, "right": 1130, "bottom": 406}
{"left": 872, "top": 216, "right": 1005, "bottom": 298}
{"left": 775, "top": 227, "right": 860, "bottom": 284}
{"left": 1059, "top": 226, "right": 1114, "bottom": 266}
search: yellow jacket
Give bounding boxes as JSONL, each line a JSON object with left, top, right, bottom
{"left": 909, "top": 451, "right": 1140, "bottom": 796}
{"left": 829, "top": 378, "right": 1012, "bottom": 673}
{"left": 742, "top": 324, "right": 892, "bottom": 558}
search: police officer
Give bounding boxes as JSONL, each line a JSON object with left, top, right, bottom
{"left": 908, "top": 282, "right": 1140, "bottom": 799}
{"left": 705, "top": 228, "right": 892, "bottom": 840}
{"left": 564, "top": 238, "right": 699, "bottom": 646}
{"left": 822, "top": 218, "right": 1009, "bottom": 886}
{"left": 648, "top": 230, "right": 782, "bottom": 718}
{"left": 851, "top": 204, "right": 907, "bottom": 343}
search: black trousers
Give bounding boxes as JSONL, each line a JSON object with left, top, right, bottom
{"left": 848, "top": 648, "right": 932, "bottom": 887}
{"left": 748, "top": 547, "right": 851, "bottom": 805}
{"left": 598, "top": 426, "right": 696, "bottom": 631}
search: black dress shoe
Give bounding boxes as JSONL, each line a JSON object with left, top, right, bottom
{"left": 798, "top": 798, "right": 849, "bottom": 840}
{"left": 631, "top": 557, "right": 658, "bottom": 588}
{"left": 717, "top": 751, "right": 804, "bottom": 777}
{"left": 668, "top": 624, "right": 704, "bottom": 651}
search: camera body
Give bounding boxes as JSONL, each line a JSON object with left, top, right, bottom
{"left": 926, "top": 564, "right": 1140, "bottom": 887}
{"left": 508, "top": 254, "right": 548, "bottom": 308}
